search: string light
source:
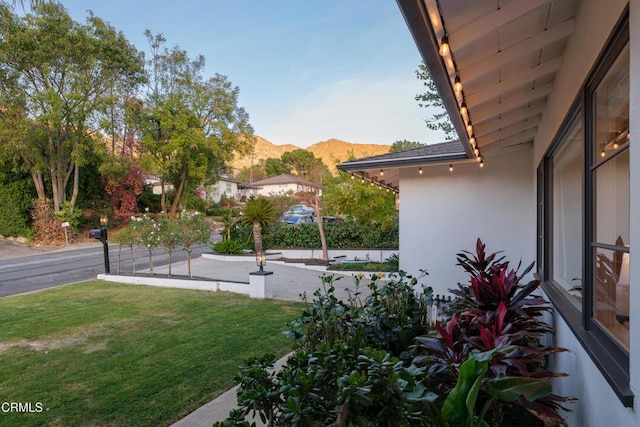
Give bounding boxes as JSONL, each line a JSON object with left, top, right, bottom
{"left": 439, "top": 35, "right": 450, "bottom": 57}
{"left": 479, "top": 157, "right": 484, "bottom": 168}
{"left": 454, "top": 75, "right": 463, "bottom": 94}
{"left": 380, "top": 169, "right": 384, "bottom": 176}
{"left": 466, "top": 121, "right": 473, "bottom": 136}
{"left": 469, "top": 134, "right": 475, "bottom": 145}
{"left": 418, "top": 167, "right": 423, "bottom": 175}
{"left": 449, "top": 164, "right": 453, "bottom": 172}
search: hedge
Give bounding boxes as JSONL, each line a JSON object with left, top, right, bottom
{"left": 231, "top": 221, "right": 399, "bottom": 250}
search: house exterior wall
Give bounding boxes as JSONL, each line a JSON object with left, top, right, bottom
{"left": 398, "top": 147, "right": 535, "bottom": 296}
{"left": 255, "top": 182, "right": 299, "bottom": 197}
{"left": 531, "top": 0, "right": 639, "bottom": 422}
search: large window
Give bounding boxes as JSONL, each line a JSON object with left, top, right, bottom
{"left": 540, "top": 14, "right": 631, "bottom": 406}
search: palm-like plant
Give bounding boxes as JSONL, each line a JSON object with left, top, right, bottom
{"left": 242, "top": 198, "right": 276, "bottom": 255}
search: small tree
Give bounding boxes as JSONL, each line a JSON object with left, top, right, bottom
{"left": 178, "top": 211, "right": 211, "bottom": 278}
{"left": 242, "top": 198, "right": 276, "bottom": 256}
{"left": 131, "top": 214, "right": 162, "bottom": 274}
{"left": 158, "top": 215, "right": 182, "bottom": 276}
{"left": 110, "top": 226, "right": 137, "bottom": 275}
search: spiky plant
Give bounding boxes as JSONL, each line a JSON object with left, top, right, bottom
{"left": 242, "top": 198, "right": 276, "bottom": 255}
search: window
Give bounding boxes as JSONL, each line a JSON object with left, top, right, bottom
{"left": 540, "top": 13, "right": 631, "bottom": 406}
{"left": 589, "top": 41, "right": 630, "bottom": 350}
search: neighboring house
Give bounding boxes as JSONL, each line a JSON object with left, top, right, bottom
{"left": 251, "top": 174, "right": 319, "bottom": 197}
{"left": 145, "top": 175, "right": 258, "bottom": 202}
{"left": 200, "top": 175, "right": 259, "bottom": 203}
{"left": 339, "top": 1, "right": 637, "bottom": 424}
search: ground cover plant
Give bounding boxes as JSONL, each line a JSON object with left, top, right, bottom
{"left": 0, "top": 282, "right": 302, "bottom": 426}
{"left": 215, "top": 240, "right": 574, "bottom": 426}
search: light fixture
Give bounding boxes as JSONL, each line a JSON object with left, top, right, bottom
{"left": 449, "top": 164, "right": 453, "bottom": 172}
{"left": 351, "top": 174, "right": 354, "bottom": 180}
{"left": 613, "top": 142, "right": 619, "bottom": 149}
{"left": 466, "top": 121, "right": 473, "bottom": 136}
{"left": 380, "top": 169, "right": 384, "bottom": 177}
{"left": 600, "top": 145, "right": 606, "bottom": 157}
{"left": 476, "top": 155, "right": 482, "bottom": 162}
{"left": 100, "top": 214, "right": 108, "bottom": 228}
{"left": 418, "top": 167, "right": 423, "bottom": 175}
{"left": 469, "top": 134, "right": 475, "bottom": 145}
{"left": 479, "top": 157, "right": 484, "bottom": 168}
{"left": 439, "top": 35, "right": 450, "bottom": 57}
{"left": 454, "top": 75, "right": 463, "bottom": 94}
{"left": 474, "top": 147, "right": 480, "bottom": 156}
{"left": 256, "top": 250, "right": 266, "bottom": 272}
{"left": 460, "top": 102, "right": 468, "bottom": 117}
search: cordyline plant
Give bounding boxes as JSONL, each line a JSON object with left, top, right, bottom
{"left": 414, "top": 239, "right": 575, "bottom": 426}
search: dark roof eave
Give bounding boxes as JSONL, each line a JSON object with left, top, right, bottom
{"left": 337, "top": 152, "right": 468, "bottom": 173}
{"left": 396, "top": 0, "right": 473, "bottom": 158}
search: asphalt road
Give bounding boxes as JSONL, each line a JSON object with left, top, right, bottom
{"left": 0, "top": 239, "right": 212, "bottom": 297}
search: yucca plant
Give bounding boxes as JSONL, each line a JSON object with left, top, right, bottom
{"left": 242, "top": 198, "right": 276, "bottom": 255}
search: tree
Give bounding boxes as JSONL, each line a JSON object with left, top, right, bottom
{"left": 281, "top": 149, "right": 326, "bottom": 177}
{"left": 415, "top": 62, "right": 456, "bottom": 140}
{"left": 139, "top": 32, "right": 254, "bottom": 216}
{"left": 242, "top": 198, "right": 276, "bottom": 256}
{"left": 264, "top": 157, "right": 290, "bottom": 177}
{"left": 322, "top": 172, "right": 396, "bottom": 226}
{"left": 390, "top": 139, "right": 425, "bottom": 152}
{"left": 0, "top": 3, "right": 145, "bottom": 213}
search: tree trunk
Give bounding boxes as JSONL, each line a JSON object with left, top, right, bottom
{"left": 170, "top": 164, "right": 188, "bottom": 217}
{"left": 69, "top": 162, "right": 79, "bottom": 213}
{"left": 30, "top": 170, "right": 46, "bottom": 201}
{"left": 253, "top": 220, "right": 262, "bottom": 255}
{"left": 313, "top": 195, "right": 328, "bottom": 261}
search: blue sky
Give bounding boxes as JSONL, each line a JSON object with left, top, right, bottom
{"left": 58, "top": 0, "right": 445, "bottom": 147}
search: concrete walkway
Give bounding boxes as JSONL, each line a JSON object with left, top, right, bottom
{"left": 127, "top": 255, "right": 373, "bottom": 426}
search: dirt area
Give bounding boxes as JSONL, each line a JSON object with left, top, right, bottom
{"left": 0, "top": 238, "right": 61, "bottom": 260}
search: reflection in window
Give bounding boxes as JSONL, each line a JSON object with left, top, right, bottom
{"left": 591, "top": 42, "right": 629, "bottom": 350}
{"left": 552, "top": 119, "right": 583, "bottom": 307}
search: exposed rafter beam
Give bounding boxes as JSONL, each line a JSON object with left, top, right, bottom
{"left": 474, "top": 102, "right": 547, "bottom": 136}
{"left": 482, "top": 128, "right": 538, "bottom": 153}
{"left": 460, "top": 18, "right": 575, "bottom": 81}
{"left": 479, "top": 116, "right": 542, "bottom": 142}
{"left": 472, "top": 83, "right": 553, "bottom": 123}
{"left": 451, "top": 0, "right": 550, "bottom": 51}
{"left": 467, "top": 56, "right": 562, "bottom": 107}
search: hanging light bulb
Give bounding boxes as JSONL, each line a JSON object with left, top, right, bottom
{"left": 476, "top": 155, "right": 482, "bottom": 162}
{"left": 600, "top": 146, "right": 606, "bottom": 157}
{"left": 454, "top": 75, "right": 463, "bottom": 94}
{"left": 469, "top": 134, "right": 475, "bottom": 145}
{"left": 351, "top": 174, "right": 355, "bottom": 180}
{"left": 418, "top": 167, "right": 423, "bottom": 175}
{"left": 449, "top": 164, "right": 453, "bottom": 172}
{"left": 439, "top": 35, "right": 450, "bottom": 57}
{"left": 466, "top": 121, "right": 473, "bottom": 136}
{"left": 474, "top": 147, "right": 480, "bottom": 157}
{"left": 613, "top": 142, "right": 619, "bottom": 149}
{"left": 380, "top": 169, "right": 384, "bottom": 177}
{"left": 479, "top": 158, "right": 484, "bottom": 168}
{"left": 460, "top": 102, "right": 468, "bottom": 117}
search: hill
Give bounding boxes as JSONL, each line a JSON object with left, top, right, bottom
{"left": 231, "top": 136, "right": 391, "bottom": 173}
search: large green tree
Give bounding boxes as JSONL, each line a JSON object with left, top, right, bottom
{"left": 390, "top": 139, "right": 425, "bottom": 152}
{"left": 0, "top": 3, "right": 145, "bottom": 212}
{"left": 139, "top": 32, "right": 254, "bottom": 216}
{"left": 415, "top": 62, "right": 455, "bottom": 140}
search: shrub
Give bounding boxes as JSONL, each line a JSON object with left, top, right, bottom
{"left": 0, "top": 179, "right": 34, "bottom": 238}
{"left": 230, "top": 220, "right": 399, "bottom": 250}
{"left": 212, "top": 239, "right": 245, "bottom": 255}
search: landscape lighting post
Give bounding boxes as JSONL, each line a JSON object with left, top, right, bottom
{"left": 256, "top": 250, "right": 266, "bottom": 272}
{"left": 100, "top": 215, "right": 110, "bottom": 274}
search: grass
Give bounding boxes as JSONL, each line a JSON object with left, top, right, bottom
{"left": 327, "top": 261, "right": 398, "bottom": 272}
{"left": 0, "top": 281, "right": 303, "bottom": 426}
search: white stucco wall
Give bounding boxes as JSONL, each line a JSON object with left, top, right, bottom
{"left": 399, "top": 147, "right": 535, "bottom": 296}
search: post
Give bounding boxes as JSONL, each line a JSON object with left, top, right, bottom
{"left": 99, "top": 215, "right": 110, "bottom": 275}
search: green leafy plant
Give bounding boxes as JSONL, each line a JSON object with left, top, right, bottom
{"left": 212, "top": 238, "right": 245, "bottom": 255}
{"left": 414, "top": 239, "right": 575, "bottom": 426}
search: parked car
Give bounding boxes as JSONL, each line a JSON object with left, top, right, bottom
{"left": 285, "top": 204, "right": 315, "bottom": 215}
{"left": 279, "top": 213, "right": 314, "bottom": 225}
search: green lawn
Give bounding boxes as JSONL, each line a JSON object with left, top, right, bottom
{"left": 0, "top": 281, "right": 303, "bottom": 426}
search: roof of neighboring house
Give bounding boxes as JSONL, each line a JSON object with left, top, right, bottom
{"left": 218, "top": 174, "right": 260, "bottom": 189}
{"left": 338, "top": 140, "right": 465, "bottom": 171}
{"left": 251, "top": 174, "right": 317, "bottom": 188}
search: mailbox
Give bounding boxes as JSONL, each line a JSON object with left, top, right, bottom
{"left": 89, "top": 228, "right": 105, "bottom": 240}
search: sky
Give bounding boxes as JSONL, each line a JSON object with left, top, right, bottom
{"left": 53, "top": 0, "right": 446, "bottom": 147}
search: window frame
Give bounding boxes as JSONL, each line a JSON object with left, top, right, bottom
{"left": 538, "top": 10, "right": 632, "bottom": 407}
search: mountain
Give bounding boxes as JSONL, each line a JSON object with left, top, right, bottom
{"left": 231, "top": 136, "right": 391, "bottom": 173}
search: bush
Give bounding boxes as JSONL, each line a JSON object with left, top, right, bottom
{"left": 212, "top": 239, "right": 245, "bottom": 255}
{"left": 0, "top": 179, "right": 34, "bottom": 238}
{"left": 137, "top": 187, "right": 162, "bottom": 213}
{"left": 231, "top": 220, "right": 399, "bottom": 250}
